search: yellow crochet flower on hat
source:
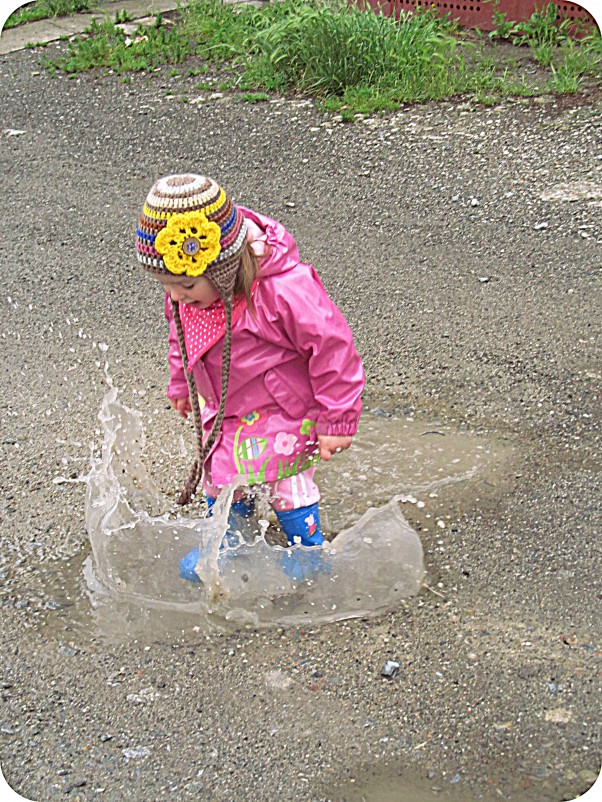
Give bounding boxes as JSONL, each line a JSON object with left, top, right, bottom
{"left": 154, "top": 210, "right": 221, "bottom": 276}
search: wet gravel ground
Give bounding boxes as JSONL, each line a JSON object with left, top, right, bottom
{"left": 1, "top": 41, "right": 601, "bottom": 802}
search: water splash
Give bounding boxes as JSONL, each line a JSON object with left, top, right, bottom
{"left": 85, "top": 386, "right": 425, "bottom": 627}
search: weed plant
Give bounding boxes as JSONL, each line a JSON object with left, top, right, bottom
{"left": 5, "top": 0, "right": 97, "bottom": 28}
{"left": 511, "top": 2, "right": 575, "bottom": 47}
{"left": 549, "top": 35, "right": 602, "bottom": 91}
{"left": 44, "top": 13, "right": 192, "bottom": 74}
{"left": 487, "top": 1, "right": 602, "bottom": 79}
{"left": 488, "top": 10, "right": 516, "bottom": 40}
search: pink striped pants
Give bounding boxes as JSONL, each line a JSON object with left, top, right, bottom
{"left": 203, "top": 467, "right": 321, "bottom": 512}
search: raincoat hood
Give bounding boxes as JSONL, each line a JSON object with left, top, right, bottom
{"left": 239, "top": 206, "right": 301, "bottom": 279}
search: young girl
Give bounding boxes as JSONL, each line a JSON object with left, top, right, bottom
{"left": 136, "top": 173, "right": 365, "bottom": 581}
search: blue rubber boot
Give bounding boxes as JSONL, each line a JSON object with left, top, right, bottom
{"left": 178, "top": 548, "right": 204, "bottom": 583}
{"left": 275, "top": 503, "right": 324, "bottom": 547}
{"left": 207, "top": 495, "right": 256, "bottom": 549}
{"left": 275, "top": 503, "right": 331, "bottom": 582}
{"left": 178, "top": 496, "right": 255, "bottom": 583}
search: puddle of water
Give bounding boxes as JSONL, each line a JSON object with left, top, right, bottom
{"left": 317, "top": 411, "right": 509, "bottom": 531}
{"left": 330, "top": 768, "right": 478, "bottom": 802}
{"left": 328, "top": 762, "right": 556, "bottom": 802}
{"left": 37, "top": 385, "right": 512, "bottom": 644}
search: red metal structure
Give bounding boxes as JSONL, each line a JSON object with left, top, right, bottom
{"left": 358, "top": 0, "right": 597, "bottom": 32}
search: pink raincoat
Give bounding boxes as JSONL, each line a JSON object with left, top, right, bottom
{"left": 165, "top": 207, "right": 365, "bottom": 489}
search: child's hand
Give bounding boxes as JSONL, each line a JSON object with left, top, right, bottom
{"left": 170, "top": 397, "right": 192, "bottom": 418}
{"left": 317, "top": 435, "right": 353, "bottom": 461}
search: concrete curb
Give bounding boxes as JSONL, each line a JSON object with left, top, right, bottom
{"left": 0, "top": 0, "right": 181, "bottom": 55}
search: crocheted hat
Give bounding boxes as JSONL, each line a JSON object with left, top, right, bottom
{"left": 136, "top": 174, "right": 247, "bottom": 505}
{"left": 136, "top": 173, "right": 247, "bottom": 299}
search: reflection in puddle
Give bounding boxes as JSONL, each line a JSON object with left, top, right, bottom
{"left": 39, "top": 387, "right": 512, "bottom": 644}
{"left": 328, "top": 760, "right": 553, "bottom": 802}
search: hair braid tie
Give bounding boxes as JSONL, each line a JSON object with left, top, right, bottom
{"left": 172, "top": 299, "right": 233, "bottom": 506}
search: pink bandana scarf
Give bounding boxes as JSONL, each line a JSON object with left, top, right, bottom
{"left": 179, "top": 279, "right": 258, "bottom": 370}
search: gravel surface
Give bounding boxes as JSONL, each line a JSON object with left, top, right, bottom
{"left": 0, "top": 41, "right": 601, "bottom": 802}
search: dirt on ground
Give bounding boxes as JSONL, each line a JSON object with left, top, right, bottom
{"left": 0, "top": 34, "right": 601, "bottom": 802}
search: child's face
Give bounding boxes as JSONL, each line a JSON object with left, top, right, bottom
{"left": 157, "top": 274, "right": 220, "bottom": 309}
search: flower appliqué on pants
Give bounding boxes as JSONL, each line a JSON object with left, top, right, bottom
{"left": 300, "top": 419, "right": 317, "bottom": 437}
{"left": 154, "top": 210, "right": 221, "bottom": 276}
{"left": 274, "top": 432, "right": 297, "bottom": 456}
{"left": 241, "top": 411, "right": 262, "bottom": 426}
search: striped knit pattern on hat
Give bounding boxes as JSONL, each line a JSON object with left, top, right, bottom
{"left": 136, "top": 174, "right": 247, "bottom": 299}
{"left": 136, "top": 174, "right": 245, "bottom": 505}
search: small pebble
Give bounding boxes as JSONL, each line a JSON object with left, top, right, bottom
{"left": 381, "top": 660, "right": 400, "bottom": 678}
{"left": 122, "top": 746, "right": 151, "bottom": 760}
{"left": 65, "top": 778, "right": 87, "bottom": 793}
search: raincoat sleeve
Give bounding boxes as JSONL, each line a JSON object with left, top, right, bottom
{"left": 164, "top": 293, "right": 189, "bottom": 400}
{"left": 262, "top": 265, "right": 365, "bottom": 437}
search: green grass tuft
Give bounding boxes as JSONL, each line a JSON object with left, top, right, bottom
{"left": 43, "top": 14, "right": 192, "bottom": 74}
{"left": 5, "top": 0, "right": 98, "bottom": 28}
{"left": 241, "top": 91, "right": 270, "bottom": 102}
